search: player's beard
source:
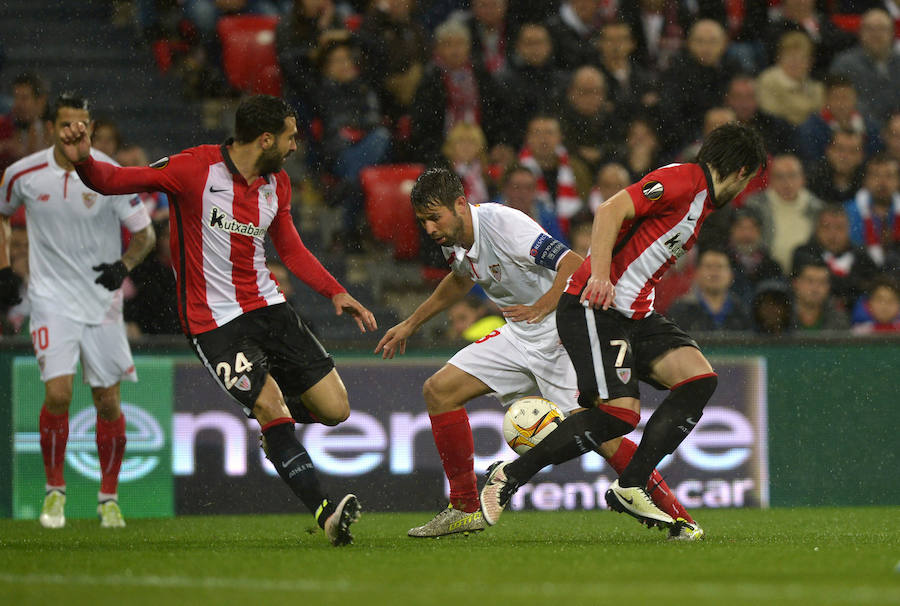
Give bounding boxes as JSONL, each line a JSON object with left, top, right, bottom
{"left": 257, "top": 146, "right": 285, "bottom": 175}
{"left": 438, "top": 213, "right": 465, "bottom": 246}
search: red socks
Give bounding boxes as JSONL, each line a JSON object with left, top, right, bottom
{"left": 96, "top": 413, "right": 127, "bottom": 495}
{"left": 429, "top": 409, "right": 479, "bottom": 513}
{"left": 39, "top": 406, "right": 68, "bottom": 488}
{"left": 607, "top": 438, "right": 694, "bottom": 524}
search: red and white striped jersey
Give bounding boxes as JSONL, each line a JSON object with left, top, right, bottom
{"left": 565, "top": 163, "right": 717, "bottom": 319}
{"left": 75, "top": 143, "right": 345, "bottom": 335}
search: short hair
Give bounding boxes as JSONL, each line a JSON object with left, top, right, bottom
{"left": 823, "top": 73, "right": 855, "bottom": 93}
{"left": 776, "top": 30, "right": 814, "bottom": 60}
{"left": 410, "top": 167, "right": 465, "bottom": 211}
{"left": 92, "top": 118, "right": 121, "bottom": 146}
{"left": 868, "top": 274, "right": 900, "bottom": 298}
{"left": 316, "top": 38, "right": 356, "bottom": 72}
{"left": 792, "top": 256, "right": 830, "bottom": 279}
{"left": 864, "top": 152, "right": 899, "bottom": 174}
{"left": 233, "top": 95, "right": 295, "bottom": 143}
{"left": 49, "top": 92, "right": 89, "bottom": 122}
{"left": 501, "top": 162, "right": 536, "bottom": 187}
{"left": 697, "top": 122, "right": 767, "bottom": 178}
{"left": 13, "top": 72, "right": 47, "bottom": 97}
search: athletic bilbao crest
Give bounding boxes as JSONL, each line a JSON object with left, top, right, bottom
{"left": 616, "top": 368, "right": 632, "bottom": 384}
{"left": 235, "top": 374, "right": 252, "bottom": 392}
{"left": 489, "top": 263, "right": 502, "bottom": 281}
{"left": 82, "top": 192, "right": 97, "bottom": 208}
{"left": 642, "top": 181, "right": 664, "bottom": 200}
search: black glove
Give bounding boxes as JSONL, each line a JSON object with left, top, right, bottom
{"left": 0, "top": 266, "right": 22, "bottom": 307}
{"left": 93, "top": 260, "right": 129, "bottom": 291}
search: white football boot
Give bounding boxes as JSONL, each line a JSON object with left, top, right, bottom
{"left": 605, "top": 479, "right": 675, "bottom": 527}
{"left": 324, "top": 494, "right": 362, "bottom": 546}
{"left": 98, "top": 500, "right": 126, "bottom": 528}
{"left": 39, "top": 490, "right": 66, "bottom": 529}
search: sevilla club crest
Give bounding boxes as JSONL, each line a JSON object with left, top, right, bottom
{"left": 489, "top": 263, "right": 502, "bottom": 281}
{"left": 82, "top": 192, "right": 97, "bottom": 208}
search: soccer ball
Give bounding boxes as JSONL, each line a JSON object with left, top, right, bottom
{"left": 502, "top": 397, "right": 564, "bottom": 455}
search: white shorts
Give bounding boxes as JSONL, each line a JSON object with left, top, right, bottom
{"left": 29, "top": 308, "right": 137, "bottom": 388}
{"left": 447, "top": 323, "right": 580, "bottom": 413}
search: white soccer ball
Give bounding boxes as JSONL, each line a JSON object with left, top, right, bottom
{"left": 502, "top": 397, "right": 564, "bottom": 455}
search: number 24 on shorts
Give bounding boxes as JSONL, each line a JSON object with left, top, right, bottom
{"left": 216, "top": 351, "right": 253, "bottom": 390}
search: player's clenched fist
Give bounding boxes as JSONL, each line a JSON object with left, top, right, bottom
{"left": 59, "top": 120, "right": 91, "bottom": 164}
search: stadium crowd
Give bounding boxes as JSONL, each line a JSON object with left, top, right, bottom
{"left": 3, "top": 0, "right": 900, "bottom": 339}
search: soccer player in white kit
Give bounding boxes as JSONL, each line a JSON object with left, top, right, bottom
{"left": 376, "top": 168, "right": 700, "bottom": 539}
{"left": 0, "top": 94, "right": 156, "bottom": 528}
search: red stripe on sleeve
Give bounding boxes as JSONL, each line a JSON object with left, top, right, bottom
{"left": 6, "top": 162, "right": 48, "bottom": 202}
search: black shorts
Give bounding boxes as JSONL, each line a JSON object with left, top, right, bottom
{"left": 190, "top": 303, "right": 335, "bottom": 415}
{"left": 556, "top": 293, "right": 699, "bottom": 406}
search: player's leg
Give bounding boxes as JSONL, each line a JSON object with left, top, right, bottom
{"left": 82, "top": 319, "right": 139, "bottom": 528}
{"left": 252, "top": 375, "right": 360, "bottom": 546}
{"left": 296, "top": 368, "right": 349, "bottom": 426}
{"left": 31, "top": 311, "right": 81, "bottom": 528}
{"left": 405, "top": 363, "right": 492, "bottom": 537}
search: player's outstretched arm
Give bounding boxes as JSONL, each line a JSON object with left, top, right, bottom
{"left": 581, "top": 190, "right": 635, "bottom": 310}
{"left": 374, "top": 271, "right": 474, "bottom": 359}
{"left": 501, "top": 250, "right": 585, "bottom": 324}
{"left": 332, "top": 292, "right": 377, "bottom": 333}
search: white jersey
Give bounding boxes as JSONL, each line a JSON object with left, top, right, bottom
{"left": 0, "top": 147, "right": 151, "bottom": 324}
{"left": 443, "top": 203, "right": 571, "bottom": 348}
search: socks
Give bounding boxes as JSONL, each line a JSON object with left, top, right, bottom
{"left": 430, "top": 409, "right": 479, "bottom": 513}
{"left": 606, "top": 438, "right": 693, "bottom": 523}
{"left": 619, "top": 373, "right": 718, "bottom": 488}
{"left": 39, "top": 406, "right": 68, "bottom": 488}
{"left": 261, "top": 417, "right": 334, "bottom": 527}
{"left": 96, "top": 413, "right": 127, "bottom": 495}
{"left": 505, "top": 405, "right": 639, "bottom": 484}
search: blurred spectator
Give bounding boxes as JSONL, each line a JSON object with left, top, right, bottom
{"left": 617, "top": 116, "right": 663, "bottom": 181}
{"left": 795, "top": 74, "right": 881, "bottom": 167}
{"left": 456, "top": 0, "right": 511, "bottom": 77}
{"left": 558, "top": 66, "right": 619, "bottom": 174}
{"left": 764, "top": 0, "right": 856, "bottom": 77}
{"left": 667, "top": 248, "right": 753, "bottom": 332}
{"left": 620, "top": 0, "right": 686, "bottom": 73}
{"left": 593, "top": 20, "right": 659, "bottom": 123}
{"left": 358, "top": 0, "right": 429, "bottom": 126}
{"left": 410, "top": 18, "right": 511, "bottom": 164}
{"left": 500, "top": 22, "right": 566, "bottom": 142}
{"left": 497, "top": 163, "right": 565, "bottom": 243}
{"left": 744, "top": 153, "right": 824, "bottom": 273}
{"left": 447, "top": 294, "right": 504, "bottom": 341}
{"left": 792, "top": 205, "right": 880, "bottom": 309}
{"left": 315, "top": 39, "right": 391, "bottom": 250}
{"left": 545, "top": 0, "right": 602, "bottom": 70}
{"left": 91, "top": 119, "right": 122, "bottom": 158}
{"left": 659, "top": 19, "right": 733, "bottom": 153}
{"left": 568, "top": 210, "right": 593, "bottom": 258}
{"left": 752, "top": 278, "right": 793, "bottom": 335}
{"left": 844, "top": 153, "right": 900, "bottom": 267}
{"left": 724, "top": 73, "right": 796, "bottom": 156}
{"left": 588, "top": 161, "right": 630, "bottom": 212}
{"left": 124, "top": 219, "right": 180, "bottom": 336}
{"left": 518, "top": 114, "right": 589, "bottom": 227}
{"left": 0, "top": 73, "right": 50, "bottom": 172}
{"left": 830, "top": 8, "right": 900, "bottom": 128}
{"left": 276, "top": 0, "right": 347, "bottom": 113}
{"left": 882, "top": 111, "right": 900, "bottom": 166}
{"left": 806, "top": 129, "right": 865, "bottom": 203}
{"left": 757, "top": 31, "right": 824, "bottom": 127}
{"left": 790, "top": 258, "right": 851, "bottom": 331}
{"left": 442, "top": 122, "right": 492, "bottom": 204}
{"left": 116, "top": 143, "right": 170, "bottom": 222}
{"left": 852, "top": 274, "right": 900, "bottom": 334}
{"left": 727, "top": 208, "right": 786, "bottom": 309}
{"left": 677, "top": 106, "right": 736, "bottom": 162}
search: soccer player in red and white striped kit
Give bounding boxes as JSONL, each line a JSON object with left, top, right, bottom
{"left": 481, "top": 123, "right": 767, "bottom": 533}
{"left": 59, "top": 95, "right": 376, "bottom": 546}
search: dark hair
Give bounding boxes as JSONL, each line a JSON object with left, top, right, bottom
{"left": 697, "top": 122, "right": 767, "bottom": 178}
{"left": 823, "top": 72, "right": 855, "bottom": 92}
{"left": 792, "top": 256, "right": 830, "bottom": 279}
{"left": 501, "top": 162, "right": 535, "bottom": 188}
{"left": 92, "top": 118, "right": 121, "bottom": 148}
{"left": 13, "top": 72, "right": 47, "bottom": 97}
{"left": 864, "top": 152, "right": 899, "bottom": 174}
{"left": 316, "top": 38, "right": 356, "bottom": 72}
{"left": 233, "top": 95, "right": 295, "bottom": 143}
{"left": 868, "top": 273, "right": 900, "bottom": 298}
{"left": 410, "top": 167, "right": 465, "bottom": 211}
{"left": 49, "top": 92, "right": 89, "bottom": 122}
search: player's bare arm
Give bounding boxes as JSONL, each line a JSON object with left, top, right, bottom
{"left": 375, "top": 272, "right": 474, "bottom": 359}
{"left": 332, "top": 292, "right": 377, "bottom": 333}
{"left": 500, "top": 250, "right": 585, "bottom": 324}
{"left": 582, "top": 190, "right": 635, "bottom": 310}
{"left": 121, "top": 224, "right": 156, "bottom": 271}
{"left": 0, "top": 214, "right": 11, "bottom": 269}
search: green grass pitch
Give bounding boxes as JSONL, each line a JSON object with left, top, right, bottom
{"left": 1, "top": 507, "right": 898, "bottom": 606}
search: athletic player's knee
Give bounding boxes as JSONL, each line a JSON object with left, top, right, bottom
{"left": 44, "top": 384, "right": 73, "bottom": 413}
{"left": 422, "top": 376, "right": 461, "bottom": 414}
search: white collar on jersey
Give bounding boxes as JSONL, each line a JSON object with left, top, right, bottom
{"left": 45, "top": 146, "right": 70, "bottom": 176}
{"left": 465, "top": 202, "right": 482, "bottom": 260}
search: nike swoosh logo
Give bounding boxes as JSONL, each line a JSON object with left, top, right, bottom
{"left": 621, "top": 494, "right": 634, "bottom": 505}
{"left": 209, "top": 186, "right": 230, "bottom": 193}
{"left": 687, "top": 214, "right": 697, "bottom": 221}
{"left": 281, "top": 453, "right": 304, "bottom": 468}
{"left": 686, "top": 417, "right": 699, "bottom": 426}
{"left": 583, "top": 431, "right": 599, "bottom": 448}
